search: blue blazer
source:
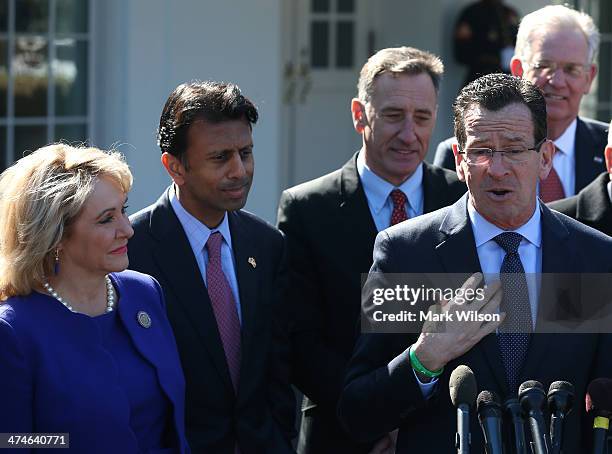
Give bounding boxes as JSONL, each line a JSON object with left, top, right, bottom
{"left": 0, "top": 270, "right": 190, "bottom": 454}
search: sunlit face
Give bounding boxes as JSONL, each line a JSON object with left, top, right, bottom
{"left": 352, "top": 72, "right": 437, "bottom": 186}
{"left": 455, "top": 103, "right": 554, "bottom": 230}
{"left": 514, "top": 25, "right": 596, "bottom": 137}
{"left": 163, "top": 118, "right": 254, "bottom": 228}
{"left": 58, "top": 176, "right": 133, "bottom": 277}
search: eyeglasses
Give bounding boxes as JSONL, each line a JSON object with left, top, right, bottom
{"left": 524, "top": 60, "right": 590, "bottom": 79}
{"left": 457, "top": 139, "right": 546, "bottom": 166}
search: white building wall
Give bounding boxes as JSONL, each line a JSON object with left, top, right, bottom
{"left": 94, "top": 0, "right": 283, "bottom": 222}
{"left": 93, "top": 0, "right": 558, "bottom": 224}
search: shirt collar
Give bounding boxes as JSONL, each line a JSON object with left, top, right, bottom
{"left": 356, "top": 149, "right": 424, "bottom": 214}
{"left": 169, "top": 185, "right": 233, "bottom": 252}
{"left": 467, "top": 197, "right": 542, "bottom": 249}
{"left": 552, "top": 118, "right": 577, "bottom": 157}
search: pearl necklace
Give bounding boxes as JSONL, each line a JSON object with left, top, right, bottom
{"left": 43, "top": 275, "right": 115, "bottom": 313}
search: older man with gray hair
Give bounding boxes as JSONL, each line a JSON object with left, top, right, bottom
{"left": 550, "top": 119, "right": 612, "bottom": 235}
{"left": 434, "top": 5, "right": 608, "bottom": 203}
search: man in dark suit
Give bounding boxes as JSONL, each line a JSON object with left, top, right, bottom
{"left": 277, "top": 47, "right": 466, "bottom": 454}
{"left": 128, "top": 81, "right": 295, "bottom": 453}
{"left": 434, "top": 5, "right": 607, "bottom": 202}
{"left": 549, "top": 120, "right": 612, "bottom": 236}
{"left": 339, "top": 74, "right": 612, "bottom": 452}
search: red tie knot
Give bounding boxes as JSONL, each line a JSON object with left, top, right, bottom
{"left": 390, "top": 189, "right": 407, "bottom": 208}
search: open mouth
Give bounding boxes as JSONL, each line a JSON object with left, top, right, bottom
{"left": 486, "top": 189, "right": 513, "bottom": 200}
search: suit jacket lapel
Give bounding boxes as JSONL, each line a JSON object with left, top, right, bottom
{"left": 576, "top": 173, "right": 612, "bottom": 227}
{"left": 436, "top": 195, "right": 508, "bottom": 392}
{"left": 422, "top": 161, "right": 459, "bottom": 213}
{"left": 113, "top": 273, "right": 184, "bottom": 420}
{"left": 574, "top": 117, "right": 602, "bottom": 192}
{"left": 340, "top": 152, "right": 379, "bottom": 263}
{"left": 435, "top": 195, "right": 481, "bottom": 275}
{"left": 150, "top": 189, "right": 235, "bottom": 394}
{"left": 519, "top": 204, "right": 571, "bottom": 384}
{"left": 227, "top": 211, "right": 259, "bottom": 385}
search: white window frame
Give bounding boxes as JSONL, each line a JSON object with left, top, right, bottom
{"left": 0, "top": 0, "right": 92, "bottom": 165}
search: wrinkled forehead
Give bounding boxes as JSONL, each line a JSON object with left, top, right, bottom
{"left": 524, "top": 25, "right": 589, "bottom": 62}
{"left": 369, "top": 72, "right": 438, "bottom": 108}
{"left": 463, "top": 103, "right": 534, "bottom": 145}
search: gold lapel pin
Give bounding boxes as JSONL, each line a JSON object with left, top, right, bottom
{"left": 137, "top": 311, "right": 152, "bottom": 328}
{"left": 248, "top": 257, "right": 257, "bottom": 268}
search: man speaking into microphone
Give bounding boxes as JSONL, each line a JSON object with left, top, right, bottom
{"left": 338, "top": 74, "right": 612, "bottom": 452}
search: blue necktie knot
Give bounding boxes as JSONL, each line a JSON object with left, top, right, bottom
{"left": 493, "top": 232, "right": 523, "bottom": 254}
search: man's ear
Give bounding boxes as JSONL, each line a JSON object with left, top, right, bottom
{"left": 510, "top": 57, "right": 524, "bottom": 77}
{"left": 583, "top": 64, "right": 598, "bottom": 95}
{"left": 538, "top": 139, "right": 555, "bottom": 181}
{"left": 351, "top": 98, "right": 367, "bottom": 134}
{"left": 605, "top": 145, "right": 612, "bottom": 175}
{"left": 452, "top": 142, "right": 466, "bottom": 182}
{"left": 161, "top": 152, "right": 186, "bottom": 185}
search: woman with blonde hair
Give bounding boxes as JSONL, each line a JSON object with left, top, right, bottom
{"left": 0, "top": 144, "right": 190, "bottom": 453}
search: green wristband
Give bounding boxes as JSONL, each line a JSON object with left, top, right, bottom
{"left": 409, "top": 345, "right": 444, "bottom": 378}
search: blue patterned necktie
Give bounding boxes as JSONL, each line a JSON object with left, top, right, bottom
{"left": 494, "top": 232, "right": 532, "bottom": 394}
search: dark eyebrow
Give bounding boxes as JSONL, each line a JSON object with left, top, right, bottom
{"left": 207, "top": 143, "right": 254, "bottom": 156}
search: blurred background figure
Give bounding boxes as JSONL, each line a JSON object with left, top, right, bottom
{"left": 0, "top": 144, "right": 189, "bottom": 454}
{"left": 453, "top": 0, "right": 520, "bottom": 86}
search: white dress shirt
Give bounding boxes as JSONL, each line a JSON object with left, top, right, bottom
{"left": 468, "top": 200, "right": 542, "bottom": 327}
{"left": 170, "top": 186, "right": 243, "bottom": 324}
{"left": 551, "top": 119, "right": 577, "bottom": 197}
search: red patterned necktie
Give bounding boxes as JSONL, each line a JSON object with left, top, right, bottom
{"left": 205, "top": 232, "right": 241, "bottom": 392}
{"left": 390, "top": 189, "right": 409, "bottom": 225}
{"left": 539, "top": 155, "right": 565, "bottom": 203}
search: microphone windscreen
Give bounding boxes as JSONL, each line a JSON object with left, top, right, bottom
{"left": 519, "top": 380, "right": 544, "bottom": 397}
{"left": 586, "top": 378, "right": 612, "bottom": 416}
{"left": 449, "top": 365, "right": 477, "bottom": 408}
{"left": 477, "top": 390, "right": 501, "bottom": 411}
{"left": 548, "top": 380, "right": 574, "bottom": 395}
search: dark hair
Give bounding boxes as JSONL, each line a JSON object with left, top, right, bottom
{"left": 157, "top": 81, "right": 258, "bottom": 160}
{"left": 453, "top": 73, "right": 547, "bottom": 150}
